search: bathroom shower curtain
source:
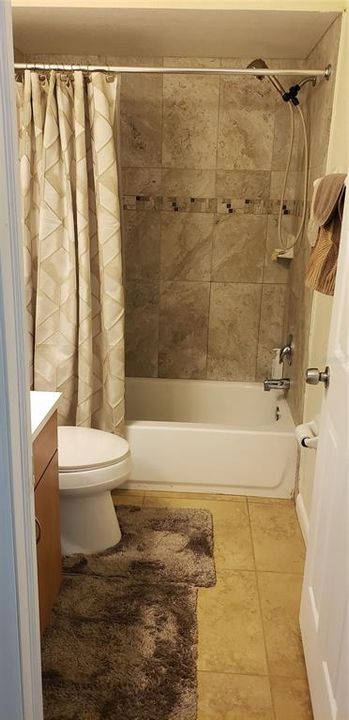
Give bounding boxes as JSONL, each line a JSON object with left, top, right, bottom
{"left": 16, "top": 70, "right": 125, "bottom": 434}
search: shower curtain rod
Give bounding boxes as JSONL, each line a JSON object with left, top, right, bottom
{"left": 14, "top": 62, "right": 331, "bottom": 79}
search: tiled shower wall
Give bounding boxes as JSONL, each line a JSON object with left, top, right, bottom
{"left": 25, "top": 52, "right": 296, "bottom": 382}
{"left": 122, "top": 57, "right": 293, "bottom": 381}
{"left": 282, "top": 16, "right": 342, "bottom": 424}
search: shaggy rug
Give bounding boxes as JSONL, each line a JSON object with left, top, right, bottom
{"left": 42, "top": 506, "right": 216, "bottom": 720}
{"left": 63, "top": 505, "right": 216, "bottom": 587}
{"left": 42, "top": 575, "right": 197, "bottom": 720}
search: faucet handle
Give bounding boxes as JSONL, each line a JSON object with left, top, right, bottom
{"left": 279, "top": 334, "right": 293, "bottom": 365}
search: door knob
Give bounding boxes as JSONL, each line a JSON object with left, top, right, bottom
{"left": 305, "top": 366, "right": 330, "bottom": 388}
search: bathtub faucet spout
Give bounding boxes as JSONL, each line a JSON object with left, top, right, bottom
{"left": 264, "top": 378, "right": 290, "bottom": 392}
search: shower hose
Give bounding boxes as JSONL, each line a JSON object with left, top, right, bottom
{"left": 277, "top": 102, "right": 309, "bottom": 256}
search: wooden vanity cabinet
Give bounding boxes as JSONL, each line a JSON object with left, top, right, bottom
{"left": 33, "top": 411, "right": 62, "bottom": 633}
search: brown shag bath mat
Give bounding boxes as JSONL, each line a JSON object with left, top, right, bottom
{"left": 63, "top": 505, "right": 216, "bottom": 587}
{"left": 42, "top": 506, "right": 216, "bottom": 720}
{"left": 42, "top": 575, "right": 197, "bottom": 720}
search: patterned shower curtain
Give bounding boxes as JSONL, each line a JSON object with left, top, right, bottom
{"left": 16, "top": 70, "right": 125, "bottom": 434}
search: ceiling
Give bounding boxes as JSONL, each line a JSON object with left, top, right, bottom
{"left": 12, "top": 6, "right": 340, "bottom": 59}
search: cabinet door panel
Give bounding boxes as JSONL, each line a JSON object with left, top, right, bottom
{"left": 35, "top": 450, "right": 62, "bottom": 633}
{"left": 33, "top": 411, "right": 57, "bottom": 488}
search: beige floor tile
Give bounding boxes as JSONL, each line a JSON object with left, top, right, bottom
{"left": 258, "top": 572, "right": 307, "bottom": 678}
{"left": 143, "top": 495, "right": 254, "bottom": 571}
{"left": 198, "top": 571, "right": 268, "bottom": 675}
{"left": 249, "top": 501, "right": 305, "bottom": 573}
{"left": 112, "top": 489, "right": 144, "bottom": 506}
{"left": 198, "top": 671, "right": 274, "bottom": 720}
{"left": 270, "top": 676, "right": 313, "bottom": 719}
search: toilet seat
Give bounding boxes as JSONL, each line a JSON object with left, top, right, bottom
{"left": 58, "top": 426, "right": 129, "bottom": 471}
{"left": 58, "top": 426, "right": 131, "bottom": 494}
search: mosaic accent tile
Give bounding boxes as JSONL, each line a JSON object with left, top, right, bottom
{"left": 122, "top": 195, "right": 303, "bottom": 216}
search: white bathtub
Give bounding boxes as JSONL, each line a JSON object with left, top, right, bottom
{"left": 125, "top": 378, "right": 297, "bottom": 498}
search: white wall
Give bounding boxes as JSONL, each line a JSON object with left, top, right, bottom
{"left": 297, "top": 9, "right": 349, "bottom": 541}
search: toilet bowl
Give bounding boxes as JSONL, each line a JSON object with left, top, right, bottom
{"left": 58, "top": 426, "right": 131, "bottom": 555}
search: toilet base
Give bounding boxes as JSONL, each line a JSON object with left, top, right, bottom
{"left": 60, "top": 490, "right": 121, "bottom": 555}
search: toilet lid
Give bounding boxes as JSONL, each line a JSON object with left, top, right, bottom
{"left": 58, "top": 426, "right": 130, "bottom": 471}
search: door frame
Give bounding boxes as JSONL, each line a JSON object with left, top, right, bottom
{"left": 0, "top": 1, "right": 43, "bottom": 718}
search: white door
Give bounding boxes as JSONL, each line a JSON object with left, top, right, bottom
{"left": 0, "top": 1, "right": 43, "bottom": 717}
{"left": 300, "top": 184, "right": 349, "bottom": 720}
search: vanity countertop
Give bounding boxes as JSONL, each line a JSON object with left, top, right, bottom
{"left": 30, "top": 391, "right": 61, "bottom": 441}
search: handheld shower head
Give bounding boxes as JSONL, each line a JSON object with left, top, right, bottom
{"left": 247, "top": 58, "right": 287, "bottom": 98}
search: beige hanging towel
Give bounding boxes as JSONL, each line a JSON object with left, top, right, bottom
{"left": 306, "top": 173, "right": 346, "bottom": 295}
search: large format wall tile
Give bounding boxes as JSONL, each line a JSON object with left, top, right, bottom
{"left": 159, "top": 281, "right": 210, "bottom": 378}
{"left": 124, "top": 210, "right": 161, "bottom": 281}
{"left": 216, "top": 169, "right": 271, "bottom": 199}
{"left": 219, "top": 70, "right": 277, "bottom": 112}
{"left": 121, "top": 74, "right": 163, "bottom": 167}
{"left": 218, "top": 107, "right": 275, "bottom": 170}
{"left": 207, "top": 283, "right": 262, "bottom": 381}
{"left": 263, "top": 216, "right": 290, "bottom": 284}
{"left": 162, "top": 168, "right": 216, "bottom": 197}
{"left": 272, "top": 104, "right": 303, "bottom": 173}
{"left": 256, "top": 284, "right": 287, "bottom": 379}
{"left": 162, "top": 74, "right": 219, "bottom": 168}
{"left": 125, "top": 281, "right": 159, "bottom": 377}
{"left": 116, "top": 53, "right": 294, "bottom": 381}
{"left": 160, "top": 213, "right": 214, "bottom": 281}
{"left": 270, "top": 170, "right": 302, "bottom": 201}
{"left": 282, "top": 17, "right": 341, "bottom": 423}
{"left": 212, "top": 215, "right": 267, "bottom": 283}
{"left": 122, "top": 167, "right": 162, "bottom": 195}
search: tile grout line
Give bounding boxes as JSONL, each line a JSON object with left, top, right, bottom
{"left": 205, "top": 60, "right": 221, "bottom": 380}
{"left": 246, "top": 499, "right": 277, "bottom": 720}
{"left": 157, "top": 54, "right": 165, "bottom": 380}
{"left": 198, "top": 668, "right": 268, "bottom": 677}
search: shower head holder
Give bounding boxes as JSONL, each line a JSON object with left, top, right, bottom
{"left": 282, "top": 84, "right": 300, "bottom": 105}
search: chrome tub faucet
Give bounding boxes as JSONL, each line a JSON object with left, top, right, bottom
{"left": 264, "top": 378, "right": 290, "bottom": 392}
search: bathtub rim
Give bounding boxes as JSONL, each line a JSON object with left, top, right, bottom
{"left": 125, "top": 418, "right": 295, "bottom": 435}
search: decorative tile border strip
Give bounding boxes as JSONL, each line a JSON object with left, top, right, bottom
{"left": 123, "top": 195, "right": 305, "bottom": 216}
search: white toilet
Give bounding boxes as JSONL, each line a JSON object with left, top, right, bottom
{"left": 58, "top": 426, "right": 131, "bottom": 556}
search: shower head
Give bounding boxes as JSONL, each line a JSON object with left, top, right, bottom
{"left": 247, "top": 58, "right": 287, "bottom": 98}
{"left": 246, "top": 58, "right": 268, "bottom": 77}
